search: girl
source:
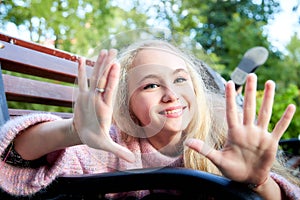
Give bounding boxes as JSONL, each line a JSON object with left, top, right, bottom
{"left": 0, "top": 39, "right": 299, "bottom": 199}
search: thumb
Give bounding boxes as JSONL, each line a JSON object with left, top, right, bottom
{"left": 185, "top": 139, "right": 224, "bottom": 168}
{"left": 184, "top": 138, "right": 214, "bottom": 157}
{"left": 109, "top": 142, "right": 136, "bottom": 163}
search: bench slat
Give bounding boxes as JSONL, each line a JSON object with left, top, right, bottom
{"left": 0, "top": 41, "right": 93, "bottom": 83}
{"left": 3, "top": 74, "right": 76, "bottom": 107}
{"left": 0, "top": 41, "right": 79, "bottom": 83}
{"left": 0, "top": 33, "right": 79, "bottom": 62}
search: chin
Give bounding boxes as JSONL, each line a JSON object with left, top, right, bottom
{"left": 162, "top": 125, "right": 185, "bottom": 134}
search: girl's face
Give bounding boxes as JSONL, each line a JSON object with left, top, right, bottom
{"left": 127, "top": 48, "right": 196, "bottom": 141}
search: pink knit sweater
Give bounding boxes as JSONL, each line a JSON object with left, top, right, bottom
{"left": 0, "top": 113, "right": 299, "bottom": 199}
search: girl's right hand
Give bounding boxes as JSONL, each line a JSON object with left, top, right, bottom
{"left": 72, "top": 49, "right": 135, "bottom": 163}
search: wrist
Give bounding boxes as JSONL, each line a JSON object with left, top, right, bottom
{"left": 247, "top": 175, "right": 269, "bottom": 190}
{"left": 67, "top": 118, "right": 82, "bottom": 146}
{"left": 251, "top": 175, "right": 283, "bottom": 200}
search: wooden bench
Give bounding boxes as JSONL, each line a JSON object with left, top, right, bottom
{"left": 0, "top": 33, "right": 95, "bottom": 124}
{"left": 0, "top": 33, "right": 265, "bottom": 200}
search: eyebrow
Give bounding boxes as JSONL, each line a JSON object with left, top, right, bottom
{"left": 138, "top": 74, "right": 160, "bottom": 85}
{"left": 173, "top": 68, "right": 189, "bottom": 75}
{"left": 137, "top": 68, "right": 189, "bottom": 84}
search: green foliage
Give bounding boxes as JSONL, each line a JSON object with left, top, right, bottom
{"left": 221, "top": 13, "right": 270, "bottom": 80}
{"left": 284, "top": 34, "right": 300, "bottom": 88}
{"left": 169, "top": 0, "right": 280, "bottom": 51}
{"left": 7, "top": 101, "right": 72, "bottom": 113}
{"left": 1, "top": 0, "right": 116, "bottom": 55}
{"left": 257, "top": 84, "right": 300, "bottom": 139}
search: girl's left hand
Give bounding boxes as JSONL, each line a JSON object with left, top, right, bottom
{"left": 185, "top": 73, "right": 296, "bottom": 185}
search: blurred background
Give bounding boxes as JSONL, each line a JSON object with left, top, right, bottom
{"left": 0, "top": 0, "right": 299, "bottom": 139}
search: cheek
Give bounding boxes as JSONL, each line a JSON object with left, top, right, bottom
{"left": 130, "top": 95, "right": 153, "bottom": 125}
{"left": 180, "top": 85, "right": 197, "bottom": 117}
{"left": 186, "top": 90, "right": 196, "bottom": 105}
{"left": 179, "top": 84, "right": 196, "bottom": 104}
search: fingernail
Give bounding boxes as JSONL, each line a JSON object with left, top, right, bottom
{"left": 183, "top": 139, "right": 194, "bottom": 147}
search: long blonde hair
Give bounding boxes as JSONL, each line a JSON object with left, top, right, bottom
{"left": 113, "top": 39, "right": 226, "bottom": 173}
{"left": 112, "top": 39, "right": 299, "bottom": 185}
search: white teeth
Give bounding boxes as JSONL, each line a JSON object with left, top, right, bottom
{"left": 165, "top": 109, "right": 181, "bottom": 114}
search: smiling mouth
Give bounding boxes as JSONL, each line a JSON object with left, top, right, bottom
{"left": 159, "top": 106, "right": 186, "bottom": 117}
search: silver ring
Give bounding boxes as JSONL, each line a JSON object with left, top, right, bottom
{"left": 95, "top": 88, "right": 105, "bottom": 93}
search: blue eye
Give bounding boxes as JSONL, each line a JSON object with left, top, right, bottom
{"left": 174, "top": 77, "right": 187, "bottom": 83}
{"left": 143, "top": 84, "right": 160, "bottom": 90}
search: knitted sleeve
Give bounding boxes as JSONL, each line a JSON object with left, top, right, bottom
{"left": 0, "top": 113, "right": 114, "bottom": 197}
{"left": 0, "top": 114, "right": 118, "bottom": 196}
{"left": 271, "top": 172, "right": 300, "bottom": 200}
{"left": 0, "top": 113, "right": 70, "bottom": 196}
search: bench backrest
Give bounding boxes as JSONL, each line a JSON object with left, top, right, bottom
{"left": 0, "top": 33, "right": 93, "bottom": 123}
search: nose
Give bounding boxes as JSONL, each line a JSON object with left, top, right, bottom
{"left": 162, "top": 88, "right": 179, "bottom": 103}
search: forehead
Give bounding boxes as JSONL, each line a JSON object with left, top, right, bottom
{"left": 132, "top": 48, "right": 188, "bottom": 70}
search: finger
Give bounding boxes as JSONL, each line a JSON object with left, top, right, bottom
{"left": 272, "top": 104, "right": 296, "bottom": 141}
{"left": 256, "top": 80, "right": 275, "bottom": 129}
{"left": 96, "top": 49, "right": 118, "bottom": 90}
{"left": 226, "top": 80, "right": 239, "bottom": 129}
{"left": 83, "top": 136, "right": 136, "bottom": 163}
{"left": 109, "top": 142, "right": 136, "bottom": 163}
{"left": 184, "top": 139, "right": 221, "bottom": 165}
{"left": 77, "top": 57, "right": 88, "bottom": 92}
{"left": 243, "top": 74, "right": 257, "bottom": 125}
{"left": 90, "top": 50, "right": 108, "bottom": 90}
{"left": 100, "top": 49, "right": 118, "bottom": 76}
{"left": 103, "top": 63, "right": 120, "bottom": 105}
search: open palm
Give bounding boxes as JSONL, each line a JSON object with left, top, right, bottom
{"left": 73, "top": 49, "right": 135, "bottom": 163}
{"left": 186, "top": 74, "right": 296, "bottom": 185}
